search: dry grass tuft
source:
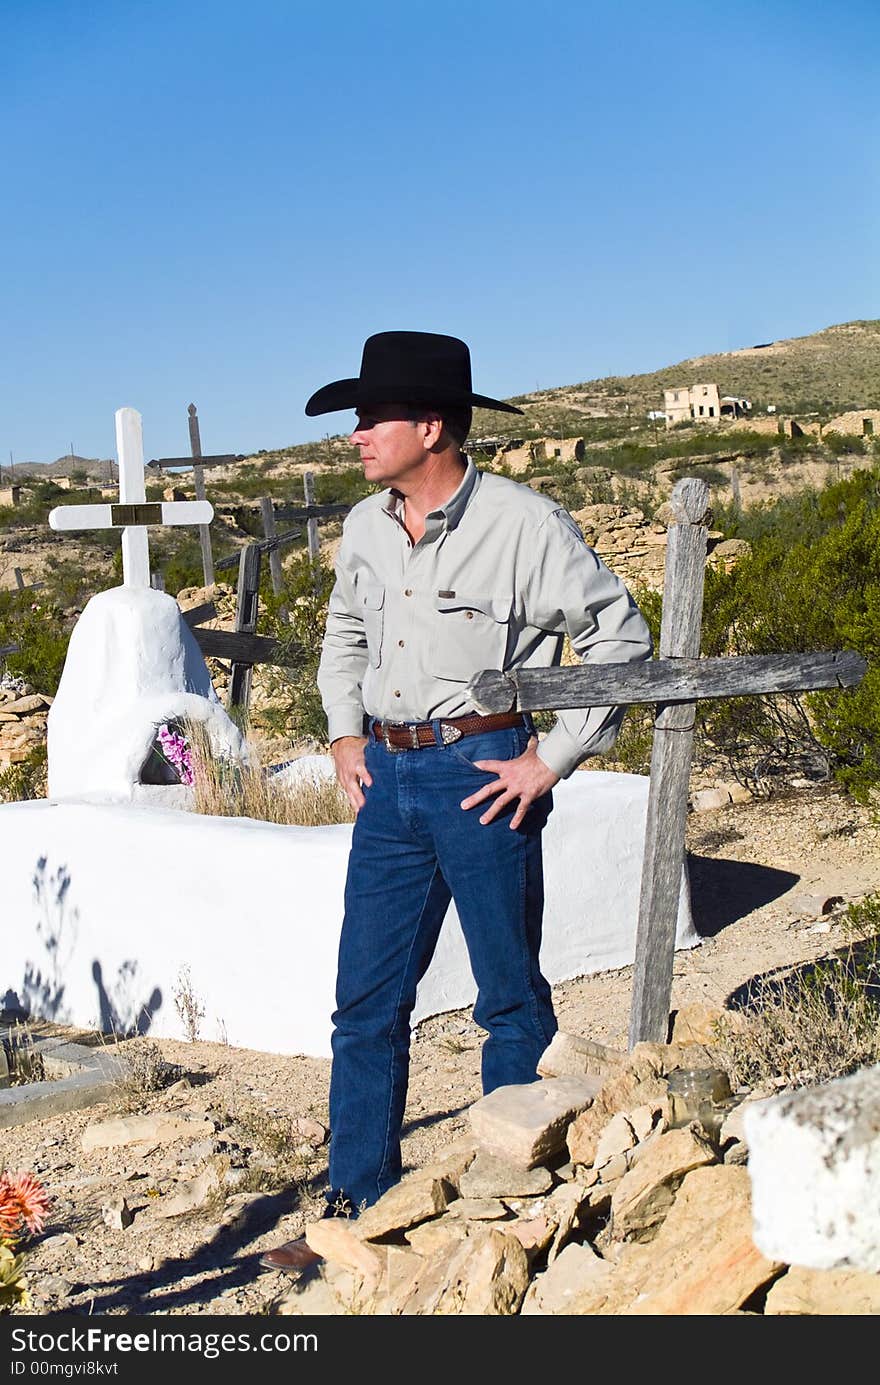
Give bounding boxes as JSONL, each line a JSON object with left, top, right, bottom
{"left": 184, "top": 719, "right": 354, "bottom": 826}
{"left": 110, "top": 1037, "right": 182, "bottom": 1111}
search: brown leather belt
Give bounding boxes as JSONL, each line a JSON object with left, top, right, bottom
{"left": 371, "top": 711, "right": 525, "bottom": 751}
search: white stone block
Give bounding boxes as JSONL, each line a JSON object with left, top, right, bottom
{"left": 744, "top": 1065, "right": 880, "bottom": 1272}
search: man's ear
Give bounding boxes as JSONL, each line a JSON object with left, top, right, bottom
{"left": 421, "top": 412, "right": 445, "bottom": 448}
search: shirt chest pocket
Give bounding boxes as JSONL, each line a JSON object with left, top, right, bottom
{"left": 433, "top": 593, "right": 510, "bottom": 682}
{"left": 360, "top": 583, "right": 385, "bottom": 668}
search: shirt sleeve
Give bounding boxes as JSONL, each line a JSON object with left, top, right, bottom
{"left": 524, "top": 509, "right": 653, "bottom": 779}
{"left": 316, "top": 538, "right": 370, "bottom": 744}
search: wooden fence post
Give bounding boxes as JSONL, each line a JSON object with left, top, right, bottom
{"left": 628, "top": 477, "right": 711, "bottom": 1047}
{"left": 303, "top": 472, "right": 320, "bottom": 565}
{"left": 259, "top": 497, "right": 284, "bottom": 597}
{"left": 188, "top": 404, "right": 215, "bottom": 589}
{"left": 228, "top": 542, "right": 262, "bottom": 712}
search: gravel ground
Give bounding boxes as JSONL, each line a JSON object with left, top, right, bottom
{"left": 4, "top": 781, "right": 879, "bottom": 1318}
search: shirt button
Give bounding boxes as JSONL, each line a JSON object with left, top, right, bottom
{"left": 404, "top": 588, "right": 412, "bottom": 597}
{"left": 398, "top": 639, "right": 405, "bottom": 647}
{"left": 465, "top": 611, "right": 474, "bottom": 620}
{"left": 393, "top": 689, "right": 401, "bottom": 698}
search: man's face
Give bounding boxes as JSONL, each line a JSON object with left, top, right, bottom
{"left": 349, "top": 403, "right": 433, "bottom": 488}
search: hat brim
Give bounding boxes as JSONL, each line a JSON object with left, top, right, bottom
{"left": 304, "top": 378, "right": 524, "bottom": 417}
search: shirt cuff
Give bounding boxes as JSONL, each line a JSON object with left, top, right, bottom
{"left": 535, "top": 724, "right": 588, "bottom": 779}
{"left": 326, "top": 707, "right": 367, "bottom": 744}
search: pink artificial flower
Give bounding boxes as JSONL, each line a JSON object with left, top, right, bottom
{"left": 0, "top": 1171, "right": 52, "bottom": 1237}
{"left": 156, "top": 724, "right": 195, "bottom": 786}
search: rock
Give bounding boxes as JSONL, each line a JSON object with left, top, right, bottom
{"left": 545, "top": 1180, "right": 595, "bottom": 1262}
{"left": 274, "top": 1265, "right": 361, "bottom": 1316}
{"left": 101, "top": 1195, "right": 133, "bottom": 1230}
{"left": 669, "top": 1002, "right": 728, "bottom": 1047}
{"left": 355, "top": 1176, "right": 451, "bottom": 1241}
{"left": 397, "top": 1226, "right": 530, "bottom": 1316}
{"left": 505, "top": 1215, "right": 556, "bottom": 1262}
{"left": 521, "top": 1242, "right": 614, "bottom": 1314}
{"left": 469, "top": 1076, "right": 601, "bottom": 1169}
{"left": 610, "top": 1125, "right": 718, "bottom": 1241}
{"left": 537, "top": 1031, "right": 627, "bottom": 1081}
{"left": 39, "top": 1232, "right": 79, "bottom": 1255}
{"left": 155, "top": 1166, "right": 221, "bottom": 1218}
{"left": 593, "top": 1112, "right": 638, "bottom": 1170}
{"left": 82, "top": 1113, "right": 215, "bottom": 1152}
{"left": 567, "top": 1060, "right": 669, "bottom": 1166}
{"left": 445, "top": 1198, "right": 510, "bottom": 1221}
{"left": 304, "top": 1219, "right": 384, "bottom": 1292}
{"left": 291, "top": 1117, "right": 327, "bottom": 1148}
{"left": 764, "top": 1265, "right": 880, "bottom": 1315}
{"left": 620, "top": 1169, "right": 783, "bottom": 1314}
{"left": 691, "top": 787, "right": 731, "bottom": 812}
{"left": 785, "top": 892, "right": 844, "bottom": 920}
{"left": 628, "top": 1104, "right": 658, "bottom": 1142}
{"left": 458, "top": 1151, "right": 554, "bottom": 1200}
{"left": 404, "top": 1220, "right": 466, "bottom": 1256}
{"left": 1, "top": 694, "right": 49, "bottom": 714}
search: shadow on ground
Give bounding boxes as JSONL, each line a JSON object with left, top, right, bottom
{"left": 686, "top": 852, "right": 799, "bottom": 939}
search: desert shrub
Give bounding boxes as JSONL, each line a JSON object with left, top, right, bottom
{"left": 112, "top": 1038, "right": 182, "bottom": 1110}
{"left": 0, "top": 592, "right": 70, "bottom": 695}
{"left": 698, "top": 466, "right": 880, "bottom": 799}
{"left": 715, "top": 894, "right": 880, "bottom": 1091}
{"left": 605, "top": 587, "right": 663, "bottom": 774}
{"left": 823, "top": 430, "right": 867, "bottom": 457}
{"left": 0, "top": 744, "right": 47, "bottom": 803}
{"left": 259, "top": 552, "right": 337, "bottom": 746}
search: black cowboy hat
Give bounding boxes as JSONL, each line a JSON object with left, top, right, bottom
{"left": 304, "top": 330, "right": 524, "bottom": 417}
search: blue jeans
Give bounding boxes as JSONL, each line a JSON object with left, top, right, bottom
{"left": 327, "top": 719, "right": 557, "bottom": 1211}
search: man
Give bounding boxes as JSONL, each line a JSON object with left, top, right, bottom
{"left": 260, "top": 331, "right": 652, "bottom": 1273}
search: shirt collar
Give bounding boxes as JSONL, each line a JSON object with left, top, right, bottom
{"left": 382, "top": 455, "right": 480, "bottom": 533}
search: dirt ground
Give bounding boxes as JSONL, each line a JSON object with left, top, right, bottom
{"left": 4, "top": 781, "right": 879, "bottom": 1318}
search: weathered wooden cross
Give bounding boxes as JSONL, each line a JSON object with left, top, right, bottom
{"left": 147, "top": 403, "right": 247, "bottom": 588}
{"left": 468, "top": 476, "right": 867, "bottom": 1049}
{"left": 48, "top": 407, "right": 214, "bottom": 587}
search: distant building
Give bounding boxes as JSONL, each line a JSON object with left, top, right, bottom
{"left": 0, "top": 486, "right": 21, "bottom": 507}
{"left": 663, "top": 382, "right": 722, "bottom": 427}
{"left": 537, "top": 437, "right": 585, "bottom": 464}
{"left": 720, "top": 395, "right": 752, "bottom": 418}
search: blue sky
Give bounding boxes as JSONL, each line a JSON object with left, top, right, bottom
{"left": 2, "top": 0, "right": 877, "bottom": 465}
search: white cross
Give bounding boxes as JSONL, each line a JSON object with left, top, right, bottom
{"left": 48, "top": 407, "right": 214, "bottom": 587}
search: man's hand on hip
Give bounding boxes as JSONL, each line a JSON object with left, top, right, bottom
{"left": 331, "top": 735, "right": 372, "bottom": 812}
{"left": 460, "top": 736, "right": 560, "bottom": 830}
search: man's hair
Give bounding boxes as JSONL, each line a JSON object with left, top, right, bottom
{"left": 402, "top": 404, "right": 472, "bottom": 449}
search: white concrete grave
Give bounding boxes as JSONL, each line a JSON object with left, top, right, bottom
{"left": 45, "top": 406, "right": 244, "bottom": 802}
{"left": 0, "top": 765, "right": 699, "bottom": 1059}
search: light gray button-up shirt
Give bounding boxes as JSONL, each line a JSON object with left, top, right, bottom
{"left": 317, "top": 457, "right": 653, "bottom": 778}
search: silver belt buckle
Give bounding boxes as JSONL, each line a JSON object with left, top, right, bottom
{"left": 380, "top": 720, "right": 413, "bottom": 753}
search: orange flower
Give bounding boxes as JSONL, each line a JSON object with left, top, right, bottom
{"left": 0, "top": 1172, "right": 51, "bottom": 1238}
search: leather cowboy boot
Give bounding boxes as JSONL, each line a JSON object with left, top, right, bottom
{"left": 258, "top": 1191, "right": 358, "bottom": 1274}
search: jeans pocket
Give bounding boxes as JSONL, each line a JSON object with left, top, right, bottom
{"left": 446, "top": 727, "right": 522, "bottom": 773}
